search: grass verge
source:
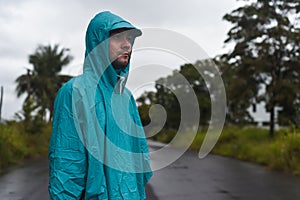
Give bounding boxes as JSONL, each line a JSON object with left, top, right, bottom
{"left": 0, "top": 122, "right": 51, "bottom": 173}
{"left": 152, "top": 126, "right": 300, "bottom": 175}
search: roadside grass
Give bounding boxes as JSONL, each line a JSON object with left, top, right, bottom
{"left": 204, "top": 126, "right": 300, "bottom": 175}
{"left": 0, "top": 122, "right": 51, "bottom": 173}
{"left": 152, "top": 126, "right": 300, "bottom": 175}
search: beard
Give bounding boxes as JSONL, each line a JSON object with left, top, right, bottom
{"left": 111, "top": 54, "right": 131, "bottom": 69}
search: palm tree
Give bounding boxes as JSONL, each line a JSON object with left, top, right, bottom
{"left": 16, "top": 44, "right": 73, "bottom": 123}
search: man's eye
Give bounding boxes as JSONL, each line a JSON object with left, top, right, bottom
{"left": 127, "top": 36, "right": 134, "bottom": 43}
{"left": 112, "top": 34, "right": 122, "bottom": 40}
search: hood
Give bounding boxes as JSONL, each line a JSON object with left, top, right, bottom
{"left": 83, "top": 11, "right": 142, "bottom": 93}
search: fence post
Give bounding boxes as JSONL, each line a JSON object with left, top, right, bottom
{"left": 0, "top": 86, "right": 3, "bottom": 122}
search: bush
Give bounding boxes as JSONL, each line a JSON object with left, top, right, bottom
{"left": 212, "top": 126, "right": 300, "bottom": 175}
{"left": 151, "top": 129, "right": 177, "bottom": 143}
{"left": 0, "top": 122, "right": 51, "bottom": 173}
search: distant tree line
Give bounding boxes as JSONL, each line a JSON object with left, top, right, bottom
{"left": 137, "top": 0, "right": 300, "bottom": 138}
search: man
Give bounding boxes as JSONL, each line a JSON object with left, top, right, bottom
{"left": 48, "top": 11, "right": 152, "bottom": 200}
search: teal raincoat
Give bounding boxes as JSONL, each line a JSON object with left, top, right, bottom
{"left": 48, "top": 11, "right": 152, "bottom": 200}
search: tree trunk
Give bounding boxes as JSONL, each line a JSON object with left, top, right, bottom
{"left": 269, "top": 106, "right": 275, "bottom": 138}
{"left": 48, "top": 101, "right": 54, "bottom": 124}
{"left": 48, "top": 110, "right": 53, "bottom": 124}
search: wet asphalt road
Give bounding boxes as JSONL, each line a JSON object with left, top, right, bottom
{"left": 0, "top": 158, "right": 157, "bottom": 200}
{"left": 148, "top": 143, "right": 300, "bottom": 200}
{"left": 1, "top": 143, "right": 300, "bottom": 200}
{"left": 0, "top": 158, "right": 49, "bottom": 200}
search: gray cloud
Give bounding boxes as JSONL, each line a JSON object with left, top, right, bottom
{"left": 0, "top": 0, "right": 242, "bottom": 119}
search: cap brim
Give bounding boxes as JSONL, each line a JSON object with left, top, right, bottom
{"left": 128, "top": 28, "right": 142, "bottom": 37}
{"left": 111, "top": 22, "right": 142, "bottom": 37}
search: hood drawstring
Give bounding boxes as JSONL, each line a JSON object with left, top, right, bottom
{"left": 115, "top": 75, "right": 126, "bottom": 94}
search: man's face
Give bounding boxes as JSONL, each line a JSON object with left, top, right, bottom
{"left": 109, "top": 29, "right": 136, "bottom": 69}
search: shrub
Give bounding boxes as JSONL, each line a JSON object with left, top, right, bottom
{"left": 0, "top": 122, "right": 51, "bottom": 173}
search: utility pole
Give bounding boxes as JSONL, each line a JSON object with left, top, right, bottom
{"left": 0, "top": 86, "right": 3, "bottom": 122}
{"left": 26, "top": 68, "right": 31, "bottom": 96}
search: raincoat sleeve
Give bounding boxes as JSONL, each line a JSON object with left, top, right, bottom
{"left": 48, "top": 82, "right": 87, "bottom": 199}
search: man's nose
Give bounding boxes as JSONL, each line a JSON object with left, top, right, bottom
{"left": 121, "top": 39, "right": 132, "bottom": 51}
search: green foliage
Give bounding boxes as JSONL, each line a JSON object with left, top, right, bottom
{"left": 14, "top": 96, "right": 47, "bottom": 134}
{"left": 212, "top": 126, "right": 300, "bottom": 175}
{"left": 0, "top": 122, "right": 51, "bottom": 173}
{"left": 268, "top": 134, "right": 300, "bottom": 174}
{"left": 137, "top": 60, "right": 212, "bottom": 131}
{"left": 15, "top": 44, "right": 73, "bottom": 123}
{"left": 219, "top": 0, "right": 300, "bottom": 136}
{"left": 151, "top": 129, "right": 177, "bottom": 143}
{"left": 137, "top": 104, "right": 151, "bottom": 127}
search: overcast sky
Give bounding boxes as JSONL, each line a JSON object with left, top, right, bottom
{"left": 0, "top": 0, "right": 247, "bottom": 120}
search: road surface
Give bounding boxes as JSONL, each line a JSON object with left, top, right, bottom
{"left": 1, "top": 143, "right": 300, "bottom": 199}
{"left": 148, "top": 142, "right": 300, "bottom": 200}
{"left": 0, "top": 158, "right": 157, "bottom": 200}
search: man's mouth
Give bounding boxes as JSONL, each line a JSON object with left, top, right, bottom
{"left": 120, "top": 52, "right": 129, "bottom": 56}
{"left": 118, "top": 52, "right": 130, "bottom": 59}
